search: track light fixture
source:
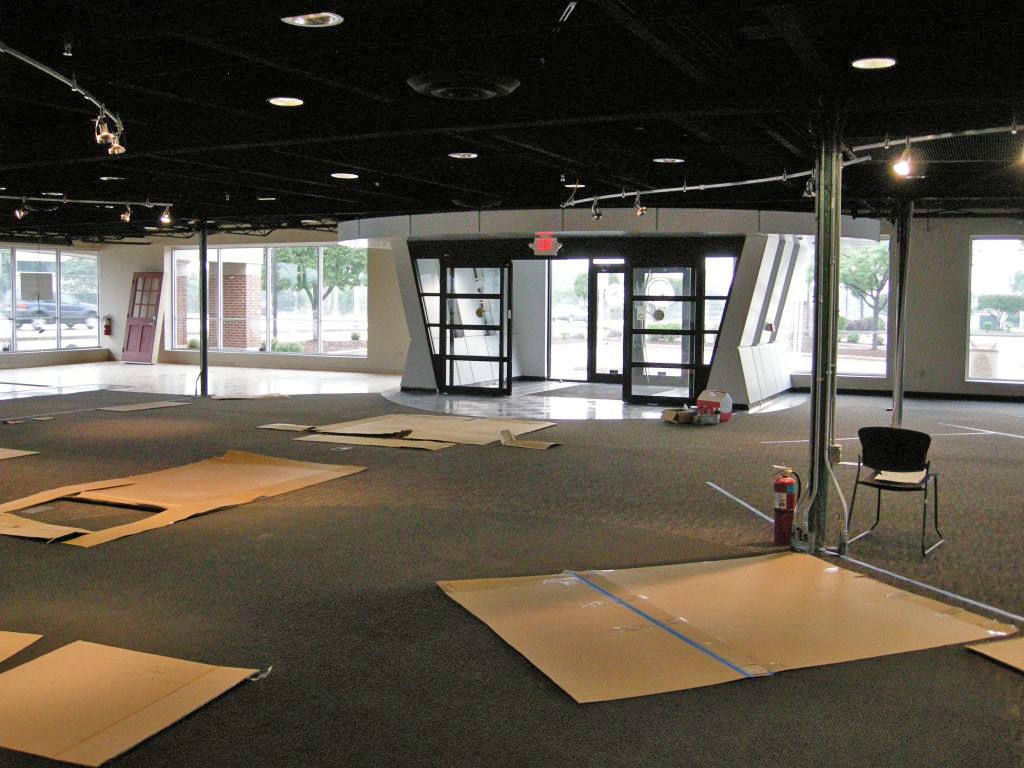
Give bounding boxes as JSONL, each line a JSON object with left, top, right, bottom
{"left": 159, "top": 206, "right": 172, "bottom": 225}
{"left": 13, "top": 201, "right": 27, "bottom": 220}
{"left": 591, "top": 199, "right": 602, "bottom": 221}
{"left": 120, "top": 205, "right": 132, "bottom": 223}
{"left": 892, "top": 139, "right": 912, "bottom": 177}
{"left": 95, "top": 116, "right": 114, "bottom": 144}
{"left": 802, "top": 171, "right": 816, "bottom": 198}
{"left": 633, "top": 192, "right": 646, "bottom": 216}
{"left": 107, "top": 133, "right": 126, "bottom": 155}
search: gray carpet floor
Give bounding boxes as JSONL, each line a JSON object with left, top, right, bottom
{"left": 0, "top": 389, "right": 1021, "bottom": 767}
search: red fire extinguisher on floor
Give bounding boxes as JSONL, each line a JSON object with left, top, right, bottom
{"left": 772, "top": 467, "right": 801, "bottom": 546}
{"left": 103, "top": 314, "right": 113, "bottom": 336}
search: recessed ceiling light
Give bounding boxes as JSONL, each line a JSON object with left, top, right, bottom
{"left": 0, "top": 187, "right": 6, "bottom": 191}
{"left": 331, "top": 172, "right": 359, "bottom": 180}
{"left": 652, "top": 157, "right": 686, "bottom": 164}
{"left": 257, "top": 196, "right": 277, "bottom": 201}
{"left": 564, "top": 182, "right": 586, "bottom": 189}
{"left": 281, "top": 12, "right": 344, "bottom": 28}
{"left": 144, "top": 226, "right": 159, "bottom": 231}
{"left": 267, "top": 96, "right": 304, "bottom": 107}
{"left": 851, "top": 57, "right": 897, "bottom": 70}
{"left": 98, "top": 176, "right": 125, "bottom": 182}
{"left": 42, "top": 191, "right": 64, "bottom": 196}
{"left": 448, "top": 152, "right": 479, "bottom": 160}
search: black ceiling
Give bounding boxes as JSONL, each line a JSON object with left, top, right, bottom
{"left": 0, "top": 0, "right": 1021, "bottom": 242}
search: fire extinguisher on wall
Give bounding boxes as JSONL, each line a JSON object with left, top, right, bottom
{"left": 772, "top": 466, "right": 801, "bottom": 546}
{"left": 102, "top": 314, "right": 113, "bottom": 336}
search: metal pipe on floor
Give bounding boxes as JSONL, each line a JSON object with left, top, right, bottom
{"left": 198, "top": 220, "right": 210, "bottom": 397}
{"left": 890, "top": 199, "right": 913, "bottom": 428}
{"left": 805, "top": 105, "right": 843, "bottom": 553}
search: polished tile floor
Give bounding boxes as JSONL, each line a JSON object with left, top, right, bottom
{"left": 0, "top": 362, "right": 796, "bottom": 420}
{"left": 0, "top": 363, "right": 661, "bottom": 420}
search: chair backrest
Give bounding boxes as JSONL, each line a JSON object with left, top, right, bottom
{"left": 858, "top": 427, "right": 931, "bottom": 472}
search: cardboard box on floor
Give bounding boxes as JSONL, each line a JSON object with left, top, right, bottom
{"left": 0, "top": 451, "right": 365, "bottom": 547}
{"left": 439, "top": 552, "right": 1017, "bottom": 703}
{"left": 312, "top": 414, "right": 554, "bottom": 446}
{"left": 0, "top": 631, "right": 41, "bottom": 664}
{"left": 968, "top": 636, "right": 1024, "bottom": 674}
{"left": 0, "top": 641, "right": 255, "bottom": 766}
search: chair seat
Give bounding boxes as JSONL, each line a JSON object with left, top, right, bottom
{"left": 860, "top": 468, "right": 928, "bottom": 491}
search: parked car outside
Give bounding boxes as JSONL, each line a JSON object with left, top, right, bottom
{"left": 5, "top": 293, "right": 98, "bottom": 329}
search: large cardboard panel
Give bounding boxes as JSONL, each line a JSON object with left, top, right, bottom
{"left": 439, "top": 574, "right": 756, "bottom": 702}
{"left": 0, "top": 641, "right": 255, "bottom": 766}
{"left": 0, "top": 448, "right": 38, "bottom": 460}
{"left": 968, "top": 636, "right": 1024, "bottom": 673}
{"left": 314, "top": 414, "right": 554, "bottom": 445}
{"left": 0, "top": 631, "right": 41, "bottom": 663}
{"left": 440, "top": 553, "right": 1016, "bottom": 702}
{"left": 296, "top": 434, "right": 454, "bottom": 450}
{"left": 98, "top": 401, "right": 191, "bottom": 412}
{"left": 0, "top": 452, "right": 365, "bottom": 547}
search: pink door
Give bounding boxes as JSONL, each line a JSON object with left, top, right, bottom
{"left": 122, "top": 272, "right": 164, "bottom": 363}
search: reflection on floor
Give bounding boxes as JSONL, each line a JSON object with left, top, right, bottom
{"left": 385, "top": 380, "right": 667, "bottom": 420}
{"left": 0, "top": 362, "right": 402, "bottom": 399}
{"left": 0, "top": 362, "right": 808, "bottom": 421}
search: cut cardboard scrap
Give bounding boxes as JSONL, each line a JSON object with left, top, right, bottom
{"left": 967, "top": 636, "right": 1024, "bottom": 674}
{"left": 98, "top": 401, "right": 191, "bottom": 412}
{"left": 0, "top": 451, "right": 364, "bottom": 547}
{"left": 439, "top": 552, "right": 1016, "bottom": 703}
{"left": 497, "top": 429, "right": 558, "bottom": 450}
{"left": 0, "top": 448, "right": 38, "bottom": 460}
{"left": 258, "top": 423, "right": 314, "bottom": 432}
{"left": 296, "top": 433, "right": 454, "bottom": 451}
{"left": 313, "top": 413, "right": 554, "bottom": 446}
{"left": 0, "top": 640, "right": 255, "bottom": 767}
{"left": 0, "top": 631, "right": 41, "bottom": 664}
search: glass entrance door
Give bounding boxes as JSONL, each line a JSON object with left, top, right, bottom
{"left": 587, "top": 265, "right": 626, "bottom": 382}
{"left": 440, "top": 259, "right": 511, "bottom": 395}
{"left": 625, "top": 264, "right": 697, "bottom": 403}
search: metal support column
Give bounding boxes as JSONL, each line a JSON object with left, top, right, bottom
{"left": 890, "top": 199, "right": 913, "bottom": 427}
{"left": 198, "top": 221, "right": 210, "bottom": 397}
{"left": 805, "top": 107, "right": 843, "bottom": 553}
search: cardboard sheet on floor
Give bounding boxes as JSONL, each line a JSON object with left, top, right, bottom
{"left": 314, "top": 414, "right": 554, "bottom": 445}
{"left": 438, "top": 552, "right": 1016, "bottom": 703}
{"left": 967, "top": 636, "right": 1024, "bottom": 673}
{"left": 0, "top": 640, "right": 255, "bottom": 766}
{"left": 0, "top": 631, "right": 41, "bottom": 663}
{"left": 0, "top": 451, "right": 364, "bottom": 547}
{"left": 98, "top": 401, "right": 191, "bottom": 412}
{"left": 296, "top": 433, "right": 454, "bottom": 450}
{"left": 0, "top": 448, "right": 38, "bottom": 460}
{"left": 498, "top": 429, "right": 558, "bottom": 450}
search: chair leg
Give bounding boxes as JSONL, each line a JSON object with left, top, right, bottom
{"left": 923, "top": 474, "right": 945, "bottom": 556}
{"left": 847, "top": 483, "right": 883, "bottom": 546}
{"left": 847, "top": 478, "right": 860, "bottom": 529}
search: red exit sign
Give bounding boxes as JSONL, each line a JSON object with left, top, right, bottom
{"left": 530, "top": 233, "right": 562, "bottom": 256}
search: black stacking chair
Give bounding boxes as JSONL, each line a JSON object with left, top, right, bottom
{"left": 847, "top": 426, "right": 944, "bottom": 556}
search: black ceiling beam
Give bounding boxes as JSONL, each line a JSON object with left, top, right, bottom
{"left": 269, "top": 149, "right": 503, "bottom": 202}
{"left": 0, "top": 106, "right": 791, "bottom": 173}
{"left": 109, "top": 80, "right": 276, "bottom": 125}
{"left": 589, "top": 0, "right": 708, "bottom": 82}
{"left": 484, "top": 133, "right": 653, "bottom": 190}
{"left": 163, "top": 32, "right": 395, "bottom": 106}
{"left": 763, "top": 4, "right": 831, "bottom": 84}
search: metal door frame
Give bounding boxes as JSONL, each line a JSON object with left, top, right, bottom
{"left": 586, "top": 262, "right": 626, "bottom": 384}
{"left": 439, "top": 255, "right": 512, "bottom": 396}
{"left": 624, "top": 257, "right": 703, "bottom": 405}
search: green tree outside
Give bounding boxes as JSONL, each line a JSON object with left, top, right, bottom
{"left": 839, "top": 242, "right": 889, "bottom": 349}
